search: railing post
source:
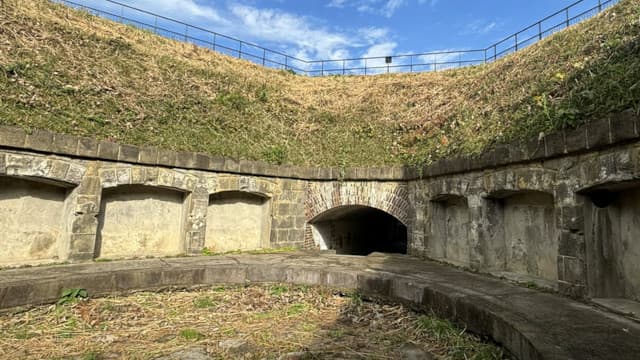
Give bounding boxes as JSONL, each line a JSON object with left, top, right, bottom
{"left": 484, "top": 49, "right": 487, "bottom": 64}
{"left": 538, "top": 21, "right": 542, "bottom": 40}
{"left": 565, "top": 8, "right": 570, "bottom": 27}
{"left": 212, "top": 33, "right": 216, "bottom": 51}
{"left": 285, "top": 56, "right": 288, "bottom": 71}
{"left": 321, "top": 61, "right": 324, "bottom": 76}
{"left": 364, "top": 58, "right": 367, "bottom": 75}
{"left": 184, "top": 24, "right": 188, "bottom": 41}
{"left": 262, "top": 49, "right": 266, "bottom": 66}
{"left": 515, "top": 33, "right": 518, "bottom": 51}
{"left": 598, "top": 0, "right": 602, "bottom": 12}
{"left": 410, "top": 56, "right": 414, "bottom": 72}
{"left": 493, "top": 45, "right": 497, "bottom": 61}
{"left": 238, "top": 42, "right": 242, "bottom": 59}
{"left": 153, "top": 15, "right": 158, "bottom": 34}
{"left": 342, "top": 60, "right": 345, "bottom": 75}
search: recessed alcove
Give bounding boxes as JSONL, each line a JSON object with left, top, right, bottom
{"left": 0, "top": 176, "right": 72, "bottom": 266}
{"left": 96, "top": 185, "right": 187, "bottom": 259}
{"left": 583, "top": 181, "right": 640, "bottom": 312}
{"left": 484, "top": 191, "right": 558, "bottom": 284}
{"left": 205, "top": 191, "right": 271, "bottom": 253}
{"left": 429, "top": 195, "right": 470, "bottom": 267}
{"left": 310, "top": 205, "right": 407, "bottom": 255}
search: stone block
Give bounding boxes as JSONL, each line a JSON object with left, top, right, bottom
{"left": 344, "top": 167, "right": 358, "bottom": 180}
{"left": 138, "top": 147, "right": 158, "bottom": 165}
{"left": 324, "top": 270, "right": 358, "bottom": 288}
{"left": 52, "top": 133, "right": 78, "bottom": 154}
{"left": 357, "top": 273, "right": 392, "bottom": 297}
{"left": 75, "top": 195, "right": 100, "bottom": 214}
{"left": 587, "top": 117, "right": 611, "bottom": 149}
{"left": 176, "top": 152, "right": 196, "bottom": 168}
{"left": 246, "top": 263, "right": 288, "bottom": 283}
{"left": 77, "top": 137, "right": 99, "bottom": 158}
{"left": 131, "top": 167, "right": 145, "bottom": 184}
{"left": 558, "top": 231, "right": 584, "bottom": 258}
{"left": 65, "top": 164, "right": 86, "bottom": 184}
{"left": 24, "top": 130, "right": 54, "bottom": 152}
{"left": 391, "top": 278, "right": 424, "bottom": 304}
{"left": 288, "top": 267, "right": 323, "bottom": 285}
{"left": 492, "top": 146, "right": 510, "bottom": 166}
{"left": 544, "top": 131, "right": 565, "bottom": 157}
{"left": 115, "top": 271, "right": 162, "bottom": 291}
{"left": 161, "top": 268, "right": 205, "bottom": 286}
{"left": 563, "top": 256, "right": 585, "bottom": 285}
{"left": 223, "top": 158, "right": 240, "bottom": 173}
{"left": 98, "top": 141, "right": 119, "bottom": 160}
{"left": 71, "top": 217, "right": 98, "bottom": 235}
{"left": 70, "top": 234, "right": 97, "bottom": 254}
{"left": 157, "top": 149, "right": 177, "bottom": 167}
{"left": 237, "top": 160, "right": 254, "bottom": 174}
{"left": 564, "top": 127, "right": 587, "bottom": 154}
{"left": 506, "top": 143, "right": 527, "bottom": 164}
{"left": 48, "top": 161, "right": 70, "bottom": 180}
{"left": 610, "top": 110, "right": 638, "bottom": 143}
{"left": 208, "top": 156, "right": 225, "bottom": 171}
{"left": 0, "top": 126, "right": 26, "bottom": 147}
{"left": 118, "top": 144, "right": 140, "bottom": 163}
{"left": 560, "top": 205, "right": 584, "bottom": 233}
{"left": 195, "top": 153, "right": 209, "bottom": 169}
{"left": 116, "top": 167, "right": 131, "bottom": 185}
{"left": 202, "top": 266, "right": 247, "bottom": 284}
{"left": 77, "top": 176, "right": 101, "bottom": 196}
{"left": 0, "top": 153, "right": 5, "bottom": 175}
{"left": 145, "top": 167, "right": 159, "bottom": 184}
{"left": 526, "top": 137, "right": 545, "bottom": 161}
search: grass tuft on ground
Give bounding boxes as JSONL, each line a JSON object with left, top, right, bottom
{"left": 1, "top": 0, "right": 638, "bottom": 166}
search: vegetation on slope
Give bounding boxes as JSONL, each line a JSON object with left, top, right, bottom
{"left": 0, "top": 0, "right": 639, "bottom": 166}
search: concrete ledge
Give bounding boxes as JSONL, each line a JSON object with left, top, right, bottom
{"left": 0, "top": 254, "right": 638, "bottom": 360}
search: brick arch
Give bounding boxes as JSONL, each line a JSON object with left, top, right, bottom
{"left": 0, "top": 152, "right": 85, "bottom": 186}
{"left": 305, "top": 182, "right": 413, "bottom": 227}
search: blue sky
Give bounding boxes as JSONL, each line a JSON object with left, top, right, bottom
{"left": 79, "top": 0, "right": 607, "bottom": 72}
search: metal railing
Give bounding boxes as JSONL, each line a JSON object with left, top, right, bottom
{"left": 57, "top": 0, "right": 618, "bottom": 76}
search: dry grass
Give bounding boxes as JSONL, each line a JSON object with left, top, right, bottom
{"left": 0, "top": 0, "right": 638, "bottom": 166}
{"left": 0, "top": 284, "right": 504, "bottom": 359}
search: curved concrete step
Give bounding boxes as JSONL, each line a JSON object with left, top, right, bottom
{"left": 0, "top": 253, "right": 637, "bottom": 360}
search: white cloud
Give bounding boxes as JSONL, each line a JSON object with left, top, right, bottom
{"left": 85, "top": 0, "right": 228, "bottom": 25}
{"left": 462, "top": 20, "right": 499, "bottom": 35}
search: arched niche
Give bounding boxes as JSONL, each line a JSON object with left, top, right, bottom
{"left": 96, "top": 185, "right": 188, "bottom": 259}
{"left": 309, "top": 205, "right": 407, "bottom": 256}
{"left": 0, "top": 176, "right": 74, "bottom": 266}
{"left": 205, "top": 191, "right": 271, "bottom": 253}
{"left": 429, "top": 195, "right": 470, "bottom": 267}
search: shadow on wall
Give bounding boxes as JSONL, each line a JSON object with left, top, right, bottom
{"left": 309, "top": 205, "right": 408, "bottom": 255}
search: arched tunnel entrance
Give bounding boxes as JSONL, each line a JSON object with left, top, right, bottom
{"left": 310, "top": 206, "right": 407, "bottom": 255}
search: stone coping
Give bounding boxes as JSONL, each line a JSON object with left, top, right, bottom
{"left": 0, "top": 253, "right": 638, "bottom": 360}
{"left": 0, "top": 110, "right": 638, "bottom": 181}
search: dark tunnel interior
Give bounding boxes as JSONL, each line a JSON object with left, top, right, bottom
{"left": 310, "top": 206, "right": 407, "bottom": 255}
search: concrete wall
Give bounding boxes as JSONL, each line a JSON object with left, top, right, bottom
{"left": 96, "top": 185, "right": 186, "bottom": 259}
{"left": 206, "top": 191, "right": 271, "bottom": 252}
{"left": 1, "top": 111, "right": 640, "bottom": 301}
{"left": 0, "top": 177, "right": 71, "bottom": 266}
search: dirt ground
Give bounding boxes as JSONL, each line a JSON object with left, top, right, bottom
{"left": 0, "top": 284, "right": 504, "bottom": 359}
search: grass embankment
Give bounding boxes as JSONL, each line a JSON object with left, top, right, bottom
{"left": 0, "top": 0, "right": 638, "bottom": 166}
{"left": 0, "top": 284, "right": 504, "bottom": 359}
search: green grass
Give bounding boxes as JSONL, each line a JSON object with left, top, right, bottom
{"left": 178, "top": 328, "right": 205, "bottom": 341}
{"left": 1, "top": 0, "right": 638, "bottom": 167}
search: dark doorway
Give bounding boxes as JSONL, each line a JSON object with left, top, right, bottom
{"left": 310, "top": 206, "right": 407, "bottom": 255}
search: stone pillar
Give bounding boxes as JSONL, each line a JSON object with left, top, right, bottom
{"left": 67, "top": 163, "right": 101, "bottom": 261}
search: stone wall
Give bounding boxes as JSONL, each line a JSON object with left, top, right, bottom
{"left": 1, "top": 110, "right": 640, "bottom": 301}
